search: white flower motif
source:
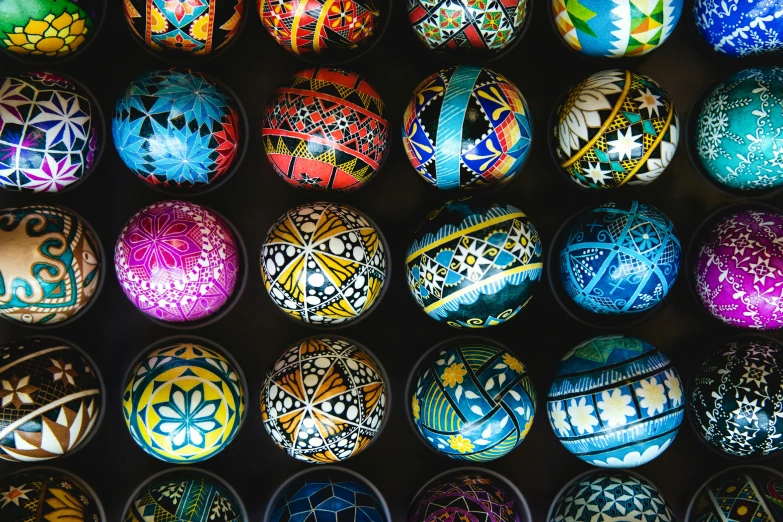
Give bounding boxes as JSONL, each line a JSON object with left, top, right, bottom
{"left": 28, "top": 91, "right": 89, "bottom": 148}
{"left": 663, "top": 370, "right": 682, "bottom": 406}
{"left": 636, "top": 377, "right": 667, "bottom": 416}
{"left": 550, "top": 401, "right": 570, "bottom": 436}
{"left": 591, "top": 439, "right": 673, "bottom": 468}
{"left": 607, "top": 127, "right": 643, "bottom": 161}
{"left": 566, "top": 396, "right": 599, "bottom": 435}
{"left": 597, "top": 388, "right": 636, "bottom": 427}
{"left": 634, "top": 87, "right": 663, "bottom": 117}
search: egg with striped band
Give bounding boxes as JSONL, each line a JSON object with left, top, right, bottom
{"left": 688, "top": 466, "right": 783, "bottom": 522}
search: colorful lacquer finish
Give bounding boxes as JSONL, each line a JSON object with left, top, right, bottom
{"left": 0, "top": 72, "right": 100, "bottom": 193}
{"left": 123, "top": 340, "right": 245, "bottom": 463}
{"left": 559, "top": 200, "right": 681, "bottom": 315}
{"left": 0, "top": 0, "right": 100, "bottom": 59}
{"left": 403, "top": 66, "right": 532, "bottom": 190}
{"left": 262, "top": 68, "right": 389, "bottom": 192}
{"left": 555, "top": 70, "right": 679, "bottom": 189}
{"left": 406, "top": 199, "right": 543, "bottom": 328}
{"left": 408, "top": 0, "right": 529, "bottom": 58}
{"left": 0, "top": 205, "right": 102, "bottom": 325}
{"left": 0, "top": 468, "right": 103, "bottom": 522}
{"left": 696, "top": 67, "right": 783, "bottom": 191}
{"left": 552, "top": 0, "right": 683, "bottom": 58}
{"left": 549, "top": 471, "right": 674, "bottom": 522}
{"left": 694, "top": 1, "right": 783, "bottom": 57}
{"left": 694, "top": 208, "right": 783, "bottom": 329}
{"left": 114, "top": 200, "right": 240, "bottom": 323}
{"left": 411, "top": 338, "right": 535, "bottom": 461}
{"left": 0, "top": 338, "right": 102, "bottom": 462}
{"left": 113, "top": 69, "right": 241, "bottom": 191}
{"left": 124, "top": 0, "right": 244, "bottom": 56}
{"left": 689, "top": 339, "right": 783, "bottom": 458}
{"left": 548, "top": 335, "right": 683, "bottom": 467}
{"left": 261, "top": 202, "right": 387, "bottom": 326}
{"left": 689, "top": 467, "right": 783, "bottom": 522}
{"left": 261, "top": 337, "right": 387, "bottom": 464}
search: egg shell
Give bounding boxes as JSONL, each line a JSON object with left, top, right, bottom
{"left": 402, "top": 66, "right": 532, "bottom": 190}
{"left": 262, "top": 68, "right": 389, "bottom": 192}
{"left": 688, "top": 466, "right": 783, "bottom": 522}
{"left": 694, "top": 0, "right": 783, "bottom": 57}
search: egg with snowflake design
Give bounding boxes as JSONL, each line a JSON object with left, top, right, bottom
{"left": 402, "top": 66, "right": 532, "bottom": 190}
{"left": 554, "top": 69, "right": 679, "bottom": 189}
{"left": 112, "top": 68, "right": 242, "bottom": 192}
{"left": 695, "top": 67, "right": 783, "bottom": 191}
{"left": 689, "top": 339, "right": 783, "bottom": 458}
{"left": 548, "top": 335, "right": 683, "bottom": 467}
{"left": 262, "top": 68, "right": 389, "bottom": 192}
{"left": 552, "top": 0, "right": 683, "bottom": 58}
{"left": 0, "top": 468, "right": 104, "bottom": 522}
{"left": 694, "top": 1, "right": 783, "bottom": 57}
{"left": 688, "top": 466, "right": 783, "bottom": 522}
{"left": 260, "top": 336, "right": 387, "bottom": 464}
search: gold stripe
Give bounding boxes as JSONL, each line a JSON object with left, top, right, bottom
{"left": 617, "top": 109, "right": 676, "bottom": 187}
{"left": 0, "top": 346, "right": 69, "bottom": 374}
{"left": 290, "top": 0, "right": 312, "bottom": 55}
{"left": 312, "top": 0, "right": 336, "bottom": 54}
{"left": 0, "top": 389, "right": 100, "bottom": 440}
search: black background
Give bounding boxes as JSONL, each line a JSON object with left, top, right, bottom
{"left": 1, "top": 1, "right": 783, "bottom": 521}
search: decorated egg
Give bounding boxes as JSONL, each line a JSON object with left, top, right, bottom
{"left": 0, "top": 204, "right": 102, "bottom": 325}
{"left": 694, "top": 1, "right": 783, "bottom": 57}
{"left": 409, "top": 471, "right": 530, "bottom": 522}
{"left": 548, "top": 471, "right": 674, "bottom": 522}
{"left": 694, "top": 208, "right": 783, "bottom": 329}
{"left": 258, "top": 0, "right": 384, "bottom": 62}
{"left": 552, "top": 0, "right": 683, "bottom": 58}
{"left": 114, "top": 200, "right": 240, "bottom": 323}
{"left": 410, "top": 338, "right": 535, "bottom": 461}
{"left": 262, "top": 68, "right": 389, "bottom": 192}
{"left": 695, "top": 67, "right": 783, "bottom": 191}
{"left": 408, "top": 0, "right": 529, "bottom": 58}
{"left": 125, "top": 470, "right": 244, "bottom": 522}
{"left": 269, "top": 468, "right": 389, "bottom": 522}
{"left": 406, "top": 198, "right": 542, "bottom": 328}
{"left": 261, "top": 202, "right": 387, "bottom": 326}
{"left": 112, "top": 69, "right": 242, "bottom": 191}
{"left": 688, "top": 466, "right": 783, "bottom": 522}
{"left": 123, "top": 0, "right": 244, "bottom": 56}
{"left": 689, "top": 339, "right": 783, "bottom": 458}
{"left": 123, "top": 339, "right": 245, "bottom": 463}
{"left": 0, "top": 337, "right": 102, "bottom": 462}
{"left": 554, "top": 69, "right": 679, "bottom": 189}
{"left": 0, "top": 72, "right": 100, "bottom": 193}
{"left": 0, "top": 0, "right": 101, "bottom": 59}
{"left": 559, "top": 200, "right": 681, "bottom": 315}
{"left": 402, "top": 66, "right": 532, "bottom": 190}
{"left": 0, "top": 468, "right": 104, "bottom": 522}
{"left": 548, "top": 335, "right": 683, "bottom": 467}
{"left": 260, "top": 336, "right": 387, "bottom": 464}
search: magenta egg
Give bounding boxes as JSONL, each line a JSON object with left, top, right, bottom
{"left": 694, "top": 208, "right": 783, "bottom": 330}
{"left": 114, "top": 200, "right": 240, "bottom": 323}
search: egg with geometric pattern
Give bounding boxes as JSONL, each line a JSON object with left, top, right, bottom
{"left": 688, "top": 466, "right": 783, "bottom": 522}
{"left": 0, "top": 468, "right": 104, "bottom": 522}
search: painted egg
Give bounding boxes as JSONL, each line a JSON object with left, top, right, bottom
{"left": 409, "top": 471, "right": 530, "bottom": 522}
{"left": 0, "top": 0, "right": 100, "bottom": 59}
{"left": 689, "top": 466, "right": 783, "bottom": 522}
{"left": 406, "top": 198, "right": 542, "bottom": 328}
{"left": 0, "top": 337, "right": 102, "bottom": 462}
{"left": 0, "top": 468, "right": 103, "bottom": 522}
{"left": 125, "top": 470, "right": 244, "bottom": 522}
{"left": 114, "top": 200, "right": 240, "bottom": 323}
{"left": 112, "top": 69, "right": 242, "bottom": 191}
{"left": 260, "top": 336, "right": 387, "bottom": 464}
{"left": 695, "top": 67, "right": 783, "bottom": 191}
{"left": 689, "top": 339, "right": 783, "bottom": 458}
{"left": 262, "top": 68, "right": 389, "bottom": 192}
{"left": 554, "top": 69, "right": 679, "bottom": 189}
{"left": 547, "top": 335, "right": 683, "bottom": 467}
{"left": 694, "top": 208, "right": 783, "bottom": 329}
{"left": 402, "top": 66, "right": 532, "bottom": 190}
{"left": 123, "top": 0, "right": 244, "bottom": 56}
{"left": 694, "top": 1, "right": 783, "bottom": 57}
{"left": 258, "top": 0, "right": 384, "bottom": 61}
{"left": 559, "top": 200, "right": 681, "bottom": 315}
{"left": 123, "top": 339, "right": 245, "bottom": 463}
{"left": 0, "top": 205, "right": 102, "bottom": 325}
{"left": 408, "top": 0, "right": 529, "bottom": 58}
{"left": 261, "top": 202, "right": 387, "bottom": 326}
{"left": 552, "top": 0, "right": 683, "bottom": 58}
{"left": 269, "top": 468, "right": 389, "bottom": 522}
{"left": 0, "top": 72, "right": 100, "bottom": 193}
{"left": 411, "top": 338, "right": 535, "bottom": 461}
{"left": 548, "top": 471, "right": 674, "bottom": 522}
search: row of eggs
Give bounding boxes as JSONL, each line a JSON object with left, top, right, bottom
{"left": 1, "top": 0, "right": 782, "bottom": 62}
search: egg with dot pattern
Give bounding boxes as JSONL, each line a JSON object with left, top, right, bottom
{"left": 0, "top": 468, "right": 104, "bottom": 522}
{"left": 694, "top": 0, "right": 783, "bottom": 57}
{"left": 688, "top": 466, "right": 783, "bottom": 522}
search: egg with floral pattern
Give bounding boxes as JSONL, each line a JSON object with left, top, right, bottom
{"left": 0, "top": 468, "right": 104, "bottom": 522}
{"left": 694, "top": 0, "right": 783, "bottom": 57}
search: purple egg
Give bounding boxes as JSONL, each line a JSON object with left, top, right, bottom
{"left": 694, "top": 208, "right": 783, "bottom": 330}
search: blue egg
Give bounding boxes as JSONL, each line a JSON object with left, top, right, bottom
{"left": 559, "top": 200, "right": 680, "bottom": 315}
{"left": 694, "top": 0, "right": 783, "bottom": 57}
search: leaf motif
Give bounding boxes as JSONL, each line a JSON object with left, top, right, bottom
{"left": 514, "top": 407, "right": 526, "bottom": 415}
{"left": 482, "top": 426, "right": 492, "bottom": 438}
{"left": 485, "top": 377, "right": 495, "bottom": 391}
{"left": 473, "top": 439, "right": 491, "bottom": 445}
{"left": 471, "top": 405, "right": 483, "bottom": 415}
{"left": 494, "top": 364, "right": 507, "bottom": 369}
{"left": 465, "top": 390, "right": 479, "bottom": 399}
{"left": 508, "top": 390, "right": 521, "bottom": 401}
{"left": 499, "top": 415, "right": 509, "bottom": 429}
{"left": 447, "top": 354, "right": 455, "bottom": 364}
{"left": 455, "top": 385, "right": 463, "bottom": 401}
{"left": 498, "top": 373, "right": 506, "bottom": 386}
{"left": 43, "top": 489, "right": 83, "bottom": 522}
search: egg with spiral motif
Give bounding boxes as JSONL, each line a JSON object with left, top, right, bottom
{"left": 0, "top": 468, "right": 104, "bottom": 522}
{"left": 694, "top": 0, "right": 783, "bottom": 57}
{"left": 688, "top": 466, "right": 783, "bottom": 522}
